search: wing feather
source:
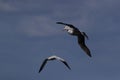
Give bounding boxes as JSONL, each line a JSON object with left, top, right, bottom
{"left": 78, "top": 36, "right": 92, "bottom": 57}
{"left": 61, "top": 61, "right": 71, "bottom": 70}
{"left": 56, "top": 22, "right": 77, "bottom": 29}
{"left": 38, "top": 59, "right": 48, "bottom": 73}
{"left": 56, "top": 56, "right": 71, "bottom": 70}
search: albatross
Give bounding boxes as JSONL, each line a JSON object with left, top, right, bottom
{"left": 38, "top": 55, "right": 71, "bottom": 73}
{"left": 56, "top": 22, "right": 92, "bottom": 57}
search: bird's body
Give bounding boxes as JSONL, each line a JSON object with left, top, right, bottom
{"left": 56, "top": 22, "right": 92, "bottom": 57}
{"left": 38, "top": 55, "right": 71, "bottom": 73}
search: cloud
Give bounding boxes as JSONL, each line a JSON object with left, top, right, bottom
{"left": 1, "top": 0, "right": 120, "bottom": 37}
{"left": 0, "top": 1, "right": 17, "bottom": 11}
{"left": 16, "top": 16, "right": 61, "bottom": 37}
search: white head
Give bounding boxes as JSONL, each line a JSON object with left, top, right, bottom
{"left": 64, "top": 26, "right": 74, "bottom": 34}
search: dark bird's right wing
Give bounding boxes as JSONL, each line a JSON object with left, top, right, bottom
{"left": 56, "top": 22, "right": 80, "bottom": 34}
{"left": 56, "top": 22, "right": 76, "bottom": 29}
{"left": 56, "top": 22, "right": 72, "bottom": 26}
{"left": 38, "top": 59, "right": 48, "bottom": 73}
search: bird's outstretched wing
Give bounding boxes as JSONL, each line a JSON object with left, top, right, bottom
{"left": 55, "top": 56, "right": 71, "bottom": 70}
{"left": 56, "top": 22, "right": 72, "bottom": 26}
{"left": 61, "top": 61, "right": 71, "bottom": 70}
{"left": 78, "top": 41, "right": 92, "bottom": 57}
{"left": 38, "top": 56, "right": 71, "bottom": 73}
{"left": 56, "top": 22, "right": 76, "bottom": 28}
{"left": 38, "top": 59, "right": 48, "bottom": 73}
{"left": 80, "top": 44, "right": 92, "bottom": 57}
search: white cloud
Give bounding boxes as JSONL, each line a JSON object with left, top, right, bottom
{"left": 1, "top": 0, "right": 120, "bottom": 36}
{"left": 16, "top": 16, "right": 61, "bottom": 37}
{"left": 0, "top": 1, "right": 17, "bottom": 11}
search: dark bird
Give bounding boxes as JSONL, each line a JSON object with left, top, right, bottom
{"left": 56, "top": 22, "right": 92, "bottom": 57}
{"left": 38, "top": 55, "right": 71, "bottom": 73}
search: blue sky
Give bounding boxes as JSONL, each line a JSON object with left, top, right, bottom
{"left": 0, "top": 0, "right": 120, "bottom": 80}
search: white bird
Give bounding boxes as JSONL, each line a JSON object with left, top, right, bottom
{"left": 38, "top": 55, "right": 71, "bottom": 73}
{"left": 56, "top": 22, "right": 92, "bottom": 57}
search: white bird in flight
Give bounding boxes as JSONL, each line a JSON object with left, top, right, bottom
{"left": 38, "top": 55, "right": 71, "bottom": 73}
{"left": 56, "top": 22, "right": 92, "bottom": 57}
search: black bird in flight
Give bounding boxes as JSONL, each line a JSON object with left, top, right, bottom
{"left": 38, "top": 55, "right": 71, "bottom": 73}
{"left": 56, "top": 22, "right": 92, "bottom": 57}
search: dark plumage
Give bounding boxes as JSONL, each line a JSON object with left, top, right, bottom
{"left": 56, "top": 22, "right": 92, "bottom": 57}
{"left": 38, "top": 55, "right": 71, "bottom": 73}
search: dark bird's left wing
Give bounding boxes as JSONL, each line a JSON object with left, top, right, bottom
{"left": 77, "top": 35, "right": 92, "bottom": 57}
{"left": 78, "top": 41, "right": 92, "bottom": 57}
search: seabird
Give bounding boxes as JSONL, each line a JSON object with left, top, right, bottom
{"left": 38, "top": 55, "right": 71, "bottom": 73}
{"left": 56, "top": 22, "right": 92, "bottom": 57}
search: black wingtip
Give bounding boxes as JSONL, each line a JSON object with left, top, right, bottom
{"left": 89, "top": 55, "right": 92, "bottom": 58}
{"left": 56, "top": 22, "right": 63, "bottom": 24}
{"left": 38, "top": 70, "right": 41, "bottom": 73}
{"left": 87, "top": 52, "right": 92, "bottom": 58}
{"left": 66, "top": 65, "right": 71, "bottom": 70}
{"left": 68, "top": 67, "right": 71, "bottom": 70}
{"left": 67, "top": 64, "right": 71, "bottom": 70}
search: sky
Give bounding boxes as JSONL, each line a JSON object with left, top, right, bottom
{"left": 0, "top": 0, "right": 120, "bottom": 80}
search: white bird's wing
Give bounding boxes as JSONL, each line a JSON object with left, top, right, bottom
{"left": 38, "top": 59, "right": 48, "bottom": 73}
{"left": 38, "top": 56, "right": 71, "bottom": 73}
{"left": 56, "top": 56, "right": 71, "bottom": 70}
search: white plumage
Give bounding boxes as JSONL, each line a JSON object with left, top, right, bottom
{"left": 38, "top": 55, "right": 71, "bottom": 73}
